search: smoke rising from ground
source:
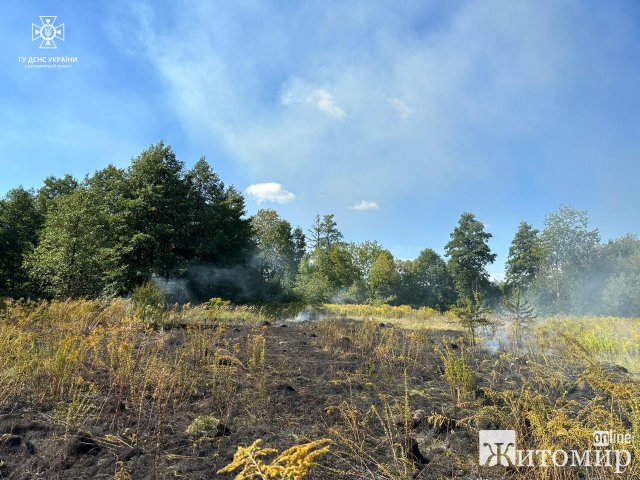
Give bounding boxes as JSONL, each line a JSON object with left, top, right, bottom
{"left": 152, "top": 264, "right": 256, "bottom": 304}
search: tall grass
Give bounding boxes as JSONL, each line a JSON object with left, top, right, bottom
{"left": 322, "top": 303, "right": 440, "bottom": 319}
{"left": 321, "top": 303, "right": 460, "bottom": 332}
{"left": 537, "top": 316, "right": 640, "bottom": 375}
{"left": 0, "top": 297, "right": 263, "bottom": 438}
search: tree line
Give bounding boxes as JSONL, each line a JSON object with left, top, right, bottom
{"left": 1, "top": 142, "right": 639, "bottom": 315}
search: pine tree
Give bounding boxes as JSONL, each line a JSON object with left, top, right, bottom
{"left": 453, "top": 290, "right": 492, "bottom": 346}
{"left": 501, "top": 288, "right": 536, "bottom": 349}
{"left": 505, "top": 222, "right": 542, "bottom": 289}
{"left": 445, "top": 212, "right": 496, "bottom": 300}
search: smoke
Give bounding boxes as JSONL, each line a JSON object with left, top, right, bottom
{"left": 526, "top": 269, "right": 622, "bottom": 317}
{"left": 151, "top": 275, "right": 191, "bottom": 303}
{"left": 330, "top": 290, "right": 349, "bottom": 305}
{"left": 293, "top": 306, "right": 327, "bottom": 321}
{"left": 152, "top": 263, "right": 258, "bottom": 304}
{"left": 479, "top": 320, "right": 515, "bottom": 354}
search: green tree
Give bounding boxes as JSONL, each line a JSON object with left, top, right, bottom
{"left": 294, "top": 254, "right": 333, "bottom": 304}
{"left": 326, "top": 243, "right": 359, "bottom": 292}
{"left": 348, "top": 241, "right": 385, "bottom": 283}
{"left": 603, "top": 272, "right": 640, "bottom": 317}
{"left": 505, "top": 222, "right": 542, "bottom": 290}
{"left": 453, "top": 290, "right": 492, "bottom": 346}
{"left": 368, "top": 250, "right": 399, "bottom": 303}
{"left": 296, "top": 214, "right": 355, "bottom": 302}
{"left": 445, "top": 213, "right": 496, "bottom": 300}
{"left": 215, "top": 186, "right": 253, "bottom": 265}
{"left": 0, "top": 188, "right": 43, "bottom": 293}
{"left": 321, "top": 214, "right": 343, "bottom": 249}
{"left": 601, "top": 234, "right": 640, "bottom": 262}
{"left": 122, "top": 142, "right": 191, "bottom": 283}
{"left": 532, "top": 206, "right": 600, "bottom": 313}
{"left": 86, "top": 165, "right": 131, "bottom": 294}
{"left": 395, "top": 259, "right": 415, "bottom": 304}
{"left": 292, "top": 227, "right": 306, "bottom": 267}
{"left": 25, "top": 188, "right": 112, "bottom": 297}
{"left": 251, "top": 209, "right": 297, "bottom": 295}
{"left": 600, "top": 236, "right": 640, "bottom": 316}
{"left": 36, "top": 174, "right": 79, "bottom": 212}
{"left": 295, "top": 243, "right": 358, "bottom": 303}
{"left": 540, "top": 206, "right": 600, "bottom": 273}
{"left": 406, "top": 248, "right": 456, "bottom": 310}
{"left": 599, "top": 234, "right": 640, "bottom": 280}
{"left": 344, "top": 241, "right": 385, "bottom": 303}
{"left": 186, "top": 157, "right": 252, "bottom": 268}
{"left": 307, "top": 215, "right": 323, "bottom": 250}
{"left": 501, "top": 288, "right": 536, "bottom": 349}
{"left": 307, "top": 214, "right": 343, "bottom": 251}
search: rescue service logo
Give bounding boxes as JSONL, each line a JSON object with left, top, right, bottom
{"left": 479, "top": 429, "right": 633, "bottom": 474}
{"left": 32, "top": 16, "right": 64, "bottom": 48}
{"left": 18, "top": 16, "right": 78, "bottom": 69}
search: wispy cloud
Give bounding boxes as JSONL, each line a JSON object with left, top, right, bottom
{"left": 282, "top": 85, "right": 346, "bottom": 119}
{"left": 125, "top": 0, "right": 579, "bottom": 201}
{"left": 114, "top": 0, "right": 640, "bottom": 266}
{"left": 350, "top": 200, "right": 379, "bottom": 211}
{"left": 388, "top": 98, "right": 414, "bottom": 119}
{"left": 246, "top": 183, "right": 295, "bottom": 204}
{"left": 311, "top": 89, "right": 347, "bottom": 119}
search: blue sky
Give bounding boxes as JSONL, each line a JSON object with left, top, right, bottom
{"left": 1, "top": 0, "right": 640, "bottom": 278}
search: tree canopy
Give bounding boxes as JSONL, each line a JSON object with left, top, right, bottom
{"left": 0, "top": 143, "right": 638, "bottom": 315}
{"left": 445, "top": 212, "right": 496, "bottom": 300}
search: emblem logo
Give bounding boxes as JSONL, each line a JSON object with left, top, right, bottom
{"left": 32, "top": 16, "right": 65, "bottom": 49}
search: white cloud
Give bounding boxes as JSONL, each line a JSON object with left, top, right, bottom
{"left": 388, "top": 98, "right": 415, "bottom": 119}
{"left": 282, "top": 85, "right": 346, "bottom": 119}
{"left": 350, "top": 200, "right": 379, "bottom": 211}
{"left": 312, "top": 89, "right": 347, "bottom": 119}
{"left": 246, "top": 183, "right": 295, "bottom": 204}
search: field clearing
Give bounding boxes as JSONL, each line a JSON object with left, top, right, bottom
{"left": 0, "top": 298, "right": 638, "bottom": 479}
{"left": 323, "top": 304, "right": 640, "bottom": 375}
{"left": 536, "top": 316, "right": 640, "bottom": 376}
{"left": 320, "top": 303, "right": 463, "bottom": 331}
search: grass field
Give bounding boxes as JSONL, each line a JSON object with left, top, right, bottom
{"left": 537, "top": 316, "right": 640, "bottom": 375}
{"left": 0, "top": 298, "right": 638, "bottom": 479}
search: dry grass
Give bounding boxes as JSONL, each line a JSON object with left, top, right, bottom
{"left": 0, "top": 298, "right": 638, "bottom": 479}
{"left": 321, "top": 303, "right": 462, "bottom": 331}
{"left": 536, "top": 316, "right": 640, "bottom": 375}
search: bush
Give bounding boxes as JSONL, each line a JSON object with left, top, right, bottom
{"left": 186, "top": 414, "right": 222, "bottom": 439}
{"left": 132, "top": 282, "right": 165, "bottom": 309}
{"left": 131, "top": 282, "right": 166, "bottom": 328}
{"left": 206, "top": 297, "right": 232, "bottom": 309}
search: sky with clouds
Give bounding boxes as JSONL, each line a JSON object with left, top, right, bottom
{"left": 1, "top": 0, "right": 640, "bottom": 277}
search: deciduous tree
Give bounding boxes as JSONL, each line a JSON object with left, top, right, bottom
{"left": 0, "top": 188, "right": 43, "bottom": 293}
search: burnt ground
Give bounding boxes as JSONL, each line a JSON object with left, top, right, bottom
{"left": 0, "top": 318, "right": 636, "bottom": 480}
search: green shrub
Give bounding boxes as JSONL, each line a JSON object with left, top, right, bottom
{"left": 132, "top": 282, "right": 165, "bottom": 309}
